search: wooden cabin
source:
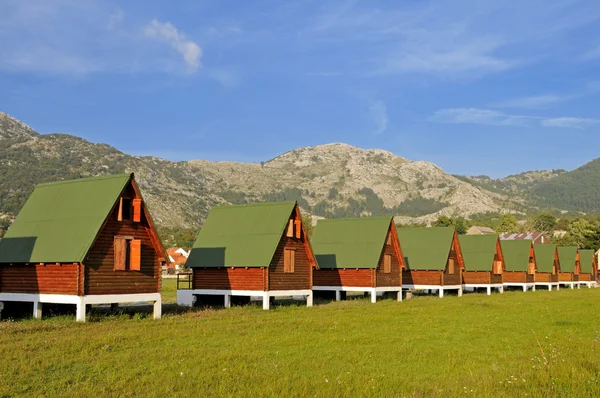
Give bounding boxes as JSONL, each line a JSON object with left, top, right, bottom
{"left": 533, "top": 244, "right": 560, "bottom": 291}
{"left": 500, "top": 240, "right": 536, "bottom": 291}
{"left": 177, "top": 201, "right": 317, "bottom": 310}
{"left": 311, "top": 217, "right": 405, "bottom": 303}
{"left": 458, "top": 234, "right": 505, "bottom": 295}
{"left": 557, "top": 246, "right": 580, "bottom": 289}
{"left": 395, "top": 227, "right": 464, "bottom": 298}
{"left": 0, "top": 174, "right": 165, "bottom": 322}
{"left": 577, "top": 249, "right": 597, "bottom": 288}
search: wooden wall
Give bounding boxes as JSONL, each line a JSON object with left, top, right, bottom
{"left": 0, "top": 263, "right": 80, "bottom": 294}
{"left": 504, "top": 271, "right": 528, "bottom": 283}
{"left": 403, "top": 270, "right": 442, "bottom": 285}
{"left": 463, "top": 271, "right": 490, "bottom": 285}
{"left": 84, "top": 183, "right": 161, "bottom": 295}
{"left": 313, "top": 269, "right": 374, "bottom": 287}
{"left": 558, "top": 273, "right": 573, "bottom": 282}
{"left": 192, "top": 267, "right": 266, "bottom": 290}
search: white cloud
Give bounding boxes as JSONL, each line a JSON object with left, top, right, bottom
{"left": 429, "top": 108, "right": 533, "bottom": 126}
{"left": 493, "top": 95, "right": 563, "bottom": 109}
{"left": 431, "top": 107, "right": 600, "bottom": 130}
{"left": 369, "top": 100, "right": 388, "bottom": 134}
{"left": 143, "top": 19, "right": 203, "bottom": 72}
{"left": 541, "top": 117, "right": 600, "bottom": 129}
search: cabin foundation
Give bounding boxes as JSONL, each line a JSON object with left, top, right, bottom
{"left": 177, "top": 289, "right": 313, "bottom": 310}
{"left": 312, "top": 286, "right": 403, "bottom": 303}
{"left": 0, "top": 292, "right": 161, "bottom": 322}
{"left": 463, "top": 284, "right": 504, "bottom": 295}
{"left": 503, "top": 283, "right": 535, "bottom": 292}
{"left": 534, "top": 282, "right": 560, "bottom": 291}
{"left": 403, "top": 284, "right": 462, "bottom": 298}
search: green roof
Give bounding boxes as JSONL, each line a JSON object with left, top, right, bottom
{"left": 187, "top": 201, "right": 297, "bottom": 268}
{"left": 579, "top": 249, "right": 595, "bottom": 274}
{"left": 557, "top": 246, "right": 578, "bottom": 273}
{"left": 533, "top": 244, "right": 557, "bottom": 273}
{"left": 395, "top": 227, "right": 455, "bottom": 271}
{"left": 311, "top": 217, "right": 392, "bottom": 269}
{"left": 500, "top": 240, "right": 532, "bottom": 272}
{"left": 458, "top": 234, "right": 498, "bottom": 272}
{"left": 0, "top": 174, "right": 131, "bottom": 263}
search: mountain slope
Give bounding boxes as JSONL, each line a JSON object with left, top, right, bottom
{"left": 0, "top": 112, "right": 531, "bottom": 228}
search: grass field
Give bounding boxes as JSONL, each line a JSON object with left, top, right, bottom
{"left": 1, "top": 288, "right": 600, "bottom": 397}
{"left": 161, "top": 277, "right": 178, "bottom": 303}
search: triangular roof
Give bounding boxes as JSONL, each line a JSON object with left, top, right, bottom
{"left": 311, "top": 217, "right": 394, "bottom": 269}
{"left": 500, "top": 240, "right": 533, "bottom": 272}
{"left": 458, "top": 234, "right": 499, "bottom": 272}
{"left": 0, "top": 174, "right": 132, "bottom": 263}
{"left": 395, "top": 227, "right": 455, "bottom": 271}
{"left": 557, "top": 246, "right": 578, "bottom": 273}
{"left": 187, "top": 201, "right": 299, "bottom": 268}
{"left": 533, "top": 244, "right": 558, "bottom": 273}
{"left": 579, "top": 249, "right": 596, "bottom": 274}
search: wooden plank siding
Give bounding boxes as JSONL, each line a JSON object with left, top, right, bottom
{"left": 313, "top": 269, "right": 374, "bottom": 287}
{"left": 463, "top": 271, "right": 491, "bottom": 284}
{"left": 83, "top": 184, "right": 161, "bottom": 295}
{"left": 403, "top": 270, "right": 443, "bottom": 285}
{"left": 375, "top": 226, "right": 403, "bottom": 288}
{"left": 268, "top": 234, "right": 312, "bottom": 291}
{"left": 0, "top": 263, "right": 79, "bottom": 294}
{"left": 192, "top": 267, "right": 266, "bottom": 290}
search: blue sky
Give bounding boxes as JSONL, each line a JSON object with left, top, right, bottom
{"left": 1, "top": 0, "right": 600, "bottom": 178}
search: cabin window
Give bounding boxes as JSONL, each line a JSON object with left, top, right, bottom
{"left": 286, "top": 220, "right": 294, "bottom": 238}
{"left": 114, "top": 237, "right": 142, "bottom": 271}
{"left": 448, "top": 258, "right": 455, "bottom": 274}
{"left": 132, "top": 199, "right": 142, "bottom": 222}
{"left": 383, "top": 254, "right": 392, "bottom": 273}
{"left": 117, "top": 198, "right": 133, "bottom": 221}
{"left": 386, "top": 234, "right": 392, "bottom": 246}
{"left": 284, "top": 248, "right": 295, "bottom": 273}
{"left": 552, "top": 265, "right": 557, "bottom": 275}
{"left": 493, "top": 261, "right": 502, "bottom": 275}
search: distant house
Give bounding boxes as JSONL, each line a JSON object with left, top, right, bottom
{"left": 177, "top": 201, "right": 317, "bottom": 310}
{"left": 557, "top": 246, "right": 580, "bottom": 289}
{"left": 0, "top": 174, "right": 165, "bottom": 322}
{"left": 500, "top": 240, "right": 536, "bottom": 291}
{"left": 466, "top": 226, "right": 496, "bottom": 235}
{"left": 167, "top": 247, "right": 189, "bottom": 270}
{"left": 459, "top": 234, "right": 505, "bottom": 295}
{"left": 395, "top": 227, "right": 464, "bottom": 298}
{"left": 311, "top": 217, "right": 405, "bottom": 303}
{"left": 499, "top": 232, "right": 551, "bottom": 245}
{"left": 533, "top": 244, "right": 560, "bottom": 291}
{"left": 578, "top": 250, "right": 597, "bottom": 288}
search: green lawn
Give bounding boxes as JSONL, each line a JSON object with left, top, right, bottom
{"left": 161, "top": 277, "right": 178, "bottom": 303}
{"left": 2, "top": 289, "right": 600, "bottom": 397}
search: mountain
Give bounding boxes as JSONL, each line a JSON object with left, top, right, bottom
{"left": 0, "top": 112, "right": 584, "bottom": 230}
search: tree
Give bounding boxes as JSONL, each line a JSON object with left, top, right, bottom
{"left": 497, "top": 214, "right": 519, "bottom": 233}
{"left": 302, "top": 216, "right": 315, "bottom": 238}
{"left": 434, "top": 216, "right": 454, "bottom": 227}
{"left": 455, "top": 219, "right": 468, "bottom": 235}
{"left": 566, "top": 218, "right": 593, "bottom": 248}
{"left": 533, "top": 212, "right": 557, "bottom": 232}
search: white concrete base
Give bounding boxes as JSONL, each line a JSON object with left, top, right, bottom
{"left": 402, "top": 284, "right": 463, "bottom": 298}
{"left": 177, "top": 289, "right": 313, "bottom": 310}
{"left": 312, "top": 286, "right": 403, "bottom": 303}
{"left": 578, "top": 281, "right": 596, "bottom": 288}
{"left": 463, "top": 284, "right": 504, "bottom": 295}
{"left": 503, "top": 283, "right": 535, "bottom": 292}
{"left": 0, "top": 293, "right": 162, "bottom": 322}
{"left": 558, "top": 282, "right": 577, "bottom": 289}
{"left": 534, "top": 282, "right": 560, "bottom": 291}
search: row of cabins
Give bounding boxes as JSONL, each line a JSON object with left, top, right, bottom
{"left": 0, "top": 174, "right": 597, "bottom": 321}
{"left": 177, "top": 200, "right": 599, "bottom": 308}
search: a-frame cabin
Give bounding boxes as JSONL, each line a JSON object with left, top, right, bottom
{"left": 311, "top": 217, "right": 405, "bottom": 303}
{"left": 395, "top": 227, "right": 464, "bottom": 298}
{"left": 177, "top": 201, "right": 317, "bottom": 310}
{"left": 0, "top": 174, "right": 165, "bottom": 322}
{"left": 577, "top": 249, "right": 597, "bottom": 288}
{"left": 500, "top": 240, "right": 536, "bottom": 292}
{"left": 459, "top": 234, "right": 505, "bottom": 295}
{"left": 533, "top": 244, "right": 560, "bottom": 291}
{"left": 557, "top": 246, "right": 580, "bottom": 289}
